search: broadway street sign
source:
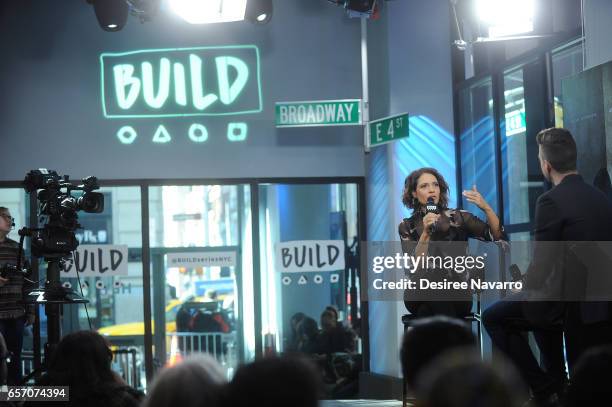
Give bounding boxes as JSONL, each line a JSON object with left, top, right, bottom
{"left": 275, "top": 99, "right": 362, "bottom": 127}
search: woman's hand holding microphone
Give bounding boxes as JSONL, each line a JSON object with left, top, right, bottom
{"left": 422, "top": 212, "right": 440, "bottom": 237}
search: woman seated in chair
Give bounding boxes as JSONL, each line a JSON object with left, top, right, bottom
{"left": 399, "top": 167, "right": 505, "bottom": 318}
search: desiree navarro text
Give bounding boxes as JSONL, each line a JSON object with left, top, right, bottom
{"left": 371, "top": 278, "right": 523, "bottom": 291}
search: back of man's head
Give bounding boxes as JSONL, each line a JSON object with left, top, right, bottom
{"left": 400, "top": 316, "right": 475, "bottom": 390}
{"left": 416, "top": 350, "right": 524, "bottom": 407}
{"left": 536, "top": 127, "right": 577, "bottom": 173}
{"left": 566, "top": 345, "right": 612, "bottom": 407}
{"left": 227, "top": 356, "right": 321, "bottom": 407}
{"left": 143, "top": 354, "right": 226, "bottom": 407}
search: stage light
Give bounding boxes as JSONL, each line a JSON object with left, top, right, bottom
{"left": 327, "top": 0, "right": 377, "bottom": 19}
{"left": 246, "top": 0, "right": 272, "bottom": 24}
{"left": 346, "top": 0, "right": 376, "bottom": 14}
{"left": 476, "top": 0, "right": 535, "bottom": 38}
{"left": 91, "top": 0, "right": 129, "bottom": 32}
{"left": 169, "top": 0, "right": 248, "bottom": 24}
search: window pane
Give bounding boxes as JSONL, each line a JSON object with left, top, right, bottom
{"left": 148, "top": 184, "right": 253, "bottom": 378}
{"left": 149, "top": 185, "right": 240, "bottom": 248}
{"left": 257, "top": 183, "right": 361, "bottom": 398}
{"left": 60, "top": 186, "right": 146, "bottom": 388}
{"left": 459, "top": 78, "right": 499, "bottom": 214}
{"left": 501, "top": 68, "right": 531, "bottom": 225}
{"left": 552, "top": 42, "right": 584, "bottom": 127}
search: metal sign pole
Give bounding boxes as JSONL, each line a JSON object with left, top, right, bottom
{"left": 361, "top": 17, "right": 371, "bottom": 153}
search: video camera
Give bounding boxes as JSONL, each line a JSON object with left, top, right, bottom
{"left": 16, "top": 169, "right": 105, "bottom": 364}
{"left": 22, "top": 169, "right": 104, "bottom": 258}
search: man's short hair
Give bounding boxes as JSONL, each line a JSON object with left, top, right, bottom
{"left": 400, "top": 316, "right": 476, "bottom": 390}
{"left": 536, "top": 127, "right": 577, "bottom": 173}
{"left": 228, "top": 356, "right": 321, "bottom": 407}
{"left": 565, "top": 345, "right": 612, "bottom": 407}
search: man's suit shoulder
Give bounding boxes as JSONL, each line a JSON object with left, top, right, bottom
{"left": 544, "top": 175, "right": 612, "bottom": 238}
{"left": 540, "top": 175, "right": 611, "bottom": 207}
{"left": 534, "top": 188, "right": 558, "bottom": 214}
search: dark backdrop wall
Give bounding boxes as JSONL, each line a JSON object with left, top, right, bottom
{"left": 0, "top": 0, "right": 366, "bottom": 180}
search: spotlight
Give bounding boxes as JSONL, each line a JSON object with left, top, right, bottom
{"left": 476, "top": 0, "right": 535, "bottom": 38}
{"left": 169, "top": 0, "right": 248, "bottom": 24}
{"left": 452, "top": 0, "right": 550, "bottom": 50}
{"left": 246, "top": 0, "right": 273, "bottom": 24}
{"left": 345, "top": 0, "right": 376, "bottom": 14}
{"left": 91, "top": 0, "right": 129, "bottom": 32}
{"left": 327, "top": 0, "right": 377, "bottom": 19}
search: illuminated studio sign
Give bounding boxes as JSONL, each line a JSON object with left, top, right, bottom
{"left": 100, "top": 45, "right": 262, "bottom": 144}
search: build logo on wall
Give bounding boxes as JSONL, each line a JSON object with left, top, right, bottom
{"left": 100, "top": 45, "right": 262, "bottom": 145}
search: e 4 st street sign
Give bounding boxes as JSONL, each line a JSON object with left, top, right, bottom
{"left": 367, "top": 113, "right": 409, "bottom": 148}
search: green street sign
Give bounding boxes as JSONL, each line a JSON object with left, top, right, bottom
{"left": 505, "top": 109, "right": 526, "bottom": 136}
{"left": 368, "top": 113, "right": 409, "bottom": 147}
{"left": 275, "top": 99, "right": 362, "bottom": 127}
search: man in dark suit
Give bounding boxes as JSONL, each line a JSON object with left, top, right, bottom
{"left": 483, "top": 128, "right": 612, "bottom": 405}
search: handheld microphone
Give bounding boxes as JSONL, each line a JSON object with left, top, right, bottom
{"left": 425, "top": 197, "right": 438, "bottom": 234}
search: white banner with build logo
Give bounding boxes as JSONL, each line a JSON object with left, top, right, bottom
{"left": 62, "top": 245, "right": 128, "bottom": 277}
{"left": 276, "top": 240, "right": 345, "bottom": 273}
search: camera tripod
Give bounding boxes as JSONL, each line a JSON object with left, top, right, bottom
{"left": 22, "top": 253, "right": 88, "bottom": 384}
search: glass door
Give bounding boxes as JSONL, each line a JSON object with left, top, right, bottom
{"left": 149, "top": 247, "right": 242, "bottom": 376}
{"left": 148, "top": 184, "right": 253, "bottom": 375}
{"left": 257, "top": 182, "right": 361, "bottom": 354}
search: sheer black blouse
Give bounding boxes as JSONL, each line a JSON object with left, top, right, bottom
{"left": 398, "top": 208, "right": 506, "bottom": 284}
{"left": 398, "top": 208, "right": 506, "bottom": 315}
{"left": 398, "top": 208, "right": 505, "bottom": 247}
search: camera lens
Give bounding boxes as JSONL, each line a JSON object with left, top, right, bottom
{"left": 78, "top": 192, "right": 104, "bottom": 213}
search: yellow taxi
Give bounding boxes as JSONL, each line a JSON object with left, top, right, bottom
{"left": 98, "top": 295, "right": 231, "bottom": 337}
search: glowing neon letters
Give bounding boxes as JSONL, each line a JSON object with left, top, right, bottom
{"left": 100, "top": 46, "right": 262, "bottom": 118}
{"left": 101, "top": 46, "right": 260, "bottom": 145}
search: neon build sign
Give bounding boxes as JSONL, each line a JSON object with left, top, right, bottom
{"left": 100, "top": 45, "right": 262, "bottom": 144}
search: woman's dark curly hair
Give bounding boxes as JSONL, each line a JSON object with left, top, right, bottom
{"left": 402, "top": 167, "right": 450, "bottom": 213}
{"left": 44, "top": 330, "right": 115, "bottom": 390}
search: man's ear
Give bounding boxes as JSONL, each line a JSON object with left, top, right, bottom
{"left": 544, "top": 159, "right": 553, "bottom": 174}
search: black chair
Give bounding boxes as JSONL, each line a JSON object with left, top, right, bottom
{"left": 400, "top": 308, "right": 482, "bottom": 407}
{"left": 401, "top": 312, "right": 482, "bottom": 349}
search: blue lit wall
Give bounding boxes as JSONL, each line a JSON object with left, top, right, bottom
{"left": 366, "top": 0, "right": 457, "bottom": 378}
{"left": 461, "top": 115, "right": 499, "bottom": 215}
{"left": 394, "top": 116, "right": 457, "bottom": 219}
{"left": 367, "top": 116, "right": 457, "bottom": 377}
